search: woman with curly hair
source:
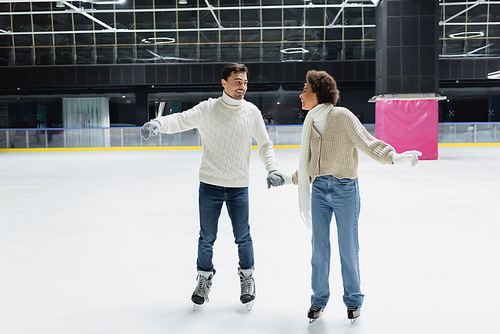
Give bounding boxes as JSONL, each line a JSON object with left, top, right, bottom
{"left": 292, "top": 70, "right": 421, "bottom": 324}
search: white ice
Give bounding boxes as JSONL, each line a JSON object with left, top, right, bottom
{"left": 1, "top": 147, "right": 500, "bottom": 334}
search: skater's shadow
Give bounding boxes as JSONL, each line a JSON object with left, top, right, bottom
{"left": 306, "top": 317, "right": 358, "bottom": 334}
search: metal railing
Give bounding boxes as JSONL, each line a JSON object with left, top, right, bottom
{"left": 1, "top": 123, "right": 499, "bottom": 149}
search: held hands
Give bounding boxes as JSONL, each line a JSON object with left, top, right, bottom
{"left": 140, "top": 120, "right": 161, "bottom": 140}
{"left": 267, "top": 170, "right": 298, "bottom": 188}
{"left": 392, "top": 150, "right": 422, "bottom": 167}
{"left": 267, "top": 170, "right": 285, "bottom": 188}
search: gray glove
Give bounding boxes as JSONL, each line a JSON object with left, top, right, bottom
{"left": 267, "top": 170, "right": 285, "bottom": 189}
{"left": 140, "top": 120, "right": 160, "bottom": 140}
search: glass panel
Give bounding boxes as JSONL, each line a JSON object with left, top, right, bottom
{"left": 34, "top": 34, "right": 53, "bottom": 47}
{"left": 47, "top": 129, "right": 65, "bottom": 148}
{"left": 454, "top": 123, "right": 476, "bottom": 143}
{"left": 0, "top": 49, "right": 11, "bottom": 66}
{"left": 123, "top": 128, "right": 141, "bottom": 147}
{"left": 262, "top": 9, "right": 282, "bottom": 27}
{"left": 344, "top": 27, "right": 363, "bottom": 41}
{"left": 263, "top": 29, "right": 282, "bottom": 42}
{"left": 262, "top": 43, "right": 281, "bottom": 61}
{"left": 54, "top": 34, "right": 74, "bottom": 46}
{"left": 241, "top": 44, "right": 260, "bottom": 62}
{"left": 439, "top": 124, "right": 457, "bottom": 143}
{"left": 95, "top": 32, "right": 116, "bottom": 46}
{"left": 200, "top": 43, "right": 219, "bottom": 62}
{"left": 241, "top": 30, "right": 260, "bottom": 43}
{"left": 220, "top": 44, "right": 240, "bottom": 63}
{"left": 117, "top": 46, "right": 134, "bottom": 64}
{"left": 476, "top": 123, "right": 500, "bottom": 143}
{"left": 116, "top": 32, "right": 135, "bottom": 45}
{"left": 179, "top": 45, "right": 198, "bottom": 61}
{"left": 35, "top": 47, "right": 53, "bottom": 65}
{"left": 324, "top": 42, "right": 342, "bottom": 60}
{"left": 8, "top": 130, "right": 27, "bottom": 149}
{"left": 178, "top": 31, "right": 198, "bottom": 44}
{"left": 160, "top": 132, "right": 180, "bottom": 146}
{"left": 344, "top": 41, "right": 363, "bottom": 60}
{"left": 274, "top": 125, "right": 302, "bottom": 145}
{"left": 15, "top": 48, "right": 33, "bottom": 66}
{"left": 0, "top": 130, "right": 6, "bottom": 148}
{"left": 55, "top": 47, "right": 74, "bottom": 65}
{"left": 76, "top": 46, "right": 95, "bottom": 64}
{"left": 241, "top": 9, "right": 259, "bottom": 28}
{"left": 96, "top": 46, "right": 115, "bottom": 64}
{"left": 27, "top": 129, "right": 47, "bottom": 148}
{"left": 179, "top": 129, "right": 200, "bottom": 146}
{"left": 75, "top": 33, "right": 94, "bottom": 46}
{"left": 221, "top": 30, "right": 239, "bottom": 43}
{"left": 14, "top": 35, "right": 33, "bottom": 47}
{"left": 109, "top": 128, "right": 123, "bottom": 147}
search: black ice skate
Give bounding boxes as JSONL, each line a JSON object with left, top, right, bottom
{"left": 347, "top": 306, "right": 361, "bottom": 324}
{"left": 238, "top": 267, "right": 256, "bottom": 311}
{"left": 307, "top": 305, "right": 324, "bottom": 324}
{"left": 191, "top": 269, "right": 216, "bottom": 311}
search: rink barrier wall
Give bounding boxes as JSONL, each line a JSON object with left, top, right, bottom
{"left": 1, "top": 123, "right": 499, "bottom": 152}
{"left": 1, "top": 143, "right": 499, "bottom": 153}
{"left": 0, "top": 145, "right": 301, "bottom": 153}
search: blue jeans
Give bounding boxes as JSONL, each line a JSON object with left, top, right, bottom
{"left": 310, "top": 175, "right": 364, "bottom": 309}
{"left": 197, "top": 182, "right": 254, "bottom": 272}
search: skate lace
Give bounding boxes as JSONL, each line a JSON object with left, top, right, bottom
{"left": 194, "top": 275, "right": 210, "bottom": 297}
{"left": 240, "top": 273, "right": 254, "bottom": 296}
{"left": 310, "top": 305, "right": 322, "bottom": 312}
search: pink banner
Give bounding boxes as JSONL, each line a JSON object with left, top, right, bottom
{"left": 375, "top": 99, "right": 438, "bottom": 160}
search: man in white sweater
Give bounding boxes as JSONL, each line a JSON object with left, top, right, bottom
{"left": 140, "top": 63, "right": 284, "bottom": 311}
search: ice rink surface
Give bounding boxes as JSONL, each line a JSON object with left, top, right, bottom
{"left": 1, "top": 146, "right": 500, "bottom": 334}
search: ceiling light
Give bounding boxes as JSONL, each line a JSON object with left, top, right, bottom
{"left": 178, "top": 0, "right": 188, "bottom": 4}
{"left": 86, "top": 0, "right": 127, "bottom": 4}
{"left": 449, "top": 31, "right": 484, "bottom": 39}
{"left": 141, "top": 37, "right": 176, "bottom": 44}
{"left": 487, "top": 70, "right": 500, "bottom": 79}
{"left": 280, "top": 47, "right": 309, "bottom": 54}
{"left": 56, "top": 1, "right": 65, "bottom": 8}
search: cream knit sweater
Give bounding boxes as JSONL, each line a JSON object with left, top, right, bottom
{"left": 307, "top": 106, "right": 395, "bottom": 181}
{"left": 154, "top": 92, "right": 278, "bottom": 187}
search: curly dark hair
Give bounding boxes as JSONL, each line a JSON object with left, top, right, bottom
{"left": 306, "top": 70, "right": 339, "bottom": 105}
{"left": 221, "top": 63, "right": 248, "bottom": 80}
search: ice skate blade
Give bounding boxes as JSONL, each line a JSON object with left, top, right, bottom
{"left": 308, "top": 317, "right": 321, "bottom": 324}
{"left": 192, "top": 303, "right": 204, "bottom": 312}
{"left": 243, "top": 300, "right": 254, "bottom": 311}
{"left": 350, "top": 318, "right": 359, "bottom": 325}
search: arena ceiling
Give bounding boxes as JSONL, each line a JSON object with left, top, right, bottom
{"left": 0, "top": 0, "right": 499, "bottom": 66}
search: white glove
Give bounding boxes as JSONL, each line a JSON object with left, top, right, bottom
{"left": 141, "top": 120, "right": 160, "bottom": 140}
{"left": 274, "top": 171, "right": 293, "bottom": 185}
{"left": 392, "top": 150, "right": 422, "bottom": 167}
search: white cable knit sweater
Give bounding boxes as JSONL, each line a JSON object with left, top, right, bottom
{"left": 154, "top": 92, "right": 278, "bottom": 187}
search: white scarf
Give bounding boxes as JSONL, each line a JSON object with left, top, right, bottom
{"left": 298, "top": 103, "right": 333, "bottom": 229}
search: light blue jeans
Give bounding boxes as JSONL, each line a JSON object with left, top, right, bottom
{"left": 310, "top": 175, "right": 364, "bottom": 309}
